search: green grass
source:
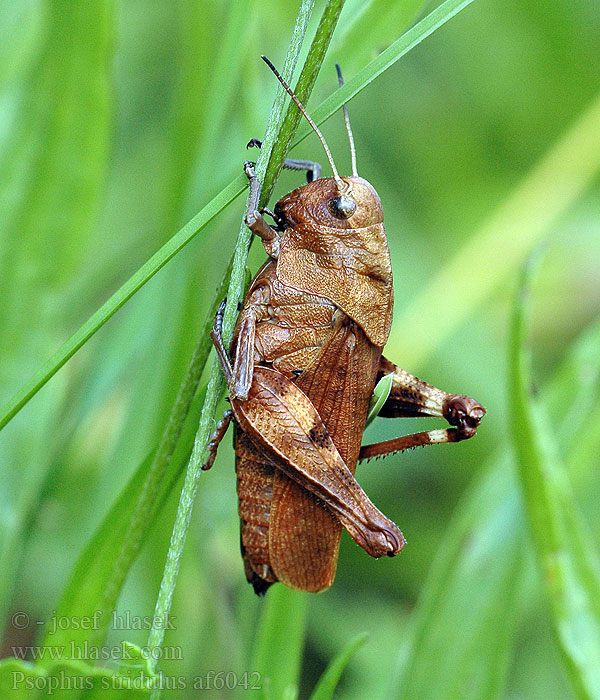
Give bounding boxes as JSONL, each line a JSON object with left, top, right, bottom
{"left": 1, "top": 0, "right": 600, "bottom": 698}
{"left": 509, "top": 253, "right": 600, "bottom": 700}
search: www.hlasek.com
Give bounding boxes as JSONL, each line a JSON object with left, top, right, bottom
{"left": 11, "top": 641, "right": 182, "bottom": 663}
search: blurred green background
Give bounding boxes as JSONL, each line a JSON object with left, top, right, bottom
{"left": 1, "top": 0, "right": 600, "bottom": 698}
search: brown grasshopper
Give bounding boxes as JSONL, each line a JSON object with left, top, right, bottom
{"left": 204, "top": 57, "right": 485, "bottom": 594}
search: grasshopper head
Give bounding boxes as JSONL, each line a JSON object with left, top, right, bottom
{"left": 274, "top": 176, "right": 383, "bottom": 231}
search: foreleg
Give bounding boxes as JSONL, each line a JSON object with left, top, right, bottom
{"left": 243, "top": 149, "right": 320, "bottom": 258}
{"left": 243, "top": 161, "right": 279, "bottom": 257}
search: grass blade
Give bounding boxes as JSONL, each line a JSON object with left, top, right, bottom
{"left": 366, "top": 373, "right": 394, "bottom": 427}
{"left": 146, "top": 0, "right": 318, "bottom": 667}
{"left": 388, "top": 89, "right": 600, "bottom": 367}
{"left": 308, "top": 633, "right": 368, "bottom": 700}
{"left": 0, "top": 0, "right": 113, "bottom": 625}
{"left": 387, "top": 458, "right": 525, "bottom": 700}
{"left": 250, "top": 587, "right": 307, "bottom": 700}
{"left": 52, "top": 289, "right": 224, "bottom": 651}
{"left": 39, "top": 377, "right": 210, "bottom": 653}
{"left": 0, "top": 175, "right": 246, "bottom": 432}
{"left": 387, "top": 317, "right": 600, "bottom": 700}
{"left": 330, "top": 0, "right": 425, "bottom": 72}
{"left": 293, "top": 0, "right": 477, "bottom": 144}
{"left": 508, "top": 254, "right": 600, "bottom": 700}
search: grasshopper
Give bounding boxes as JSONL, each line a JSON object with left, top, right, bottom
{"left": 204, "top": 57, "right": 485, "bottom": 594}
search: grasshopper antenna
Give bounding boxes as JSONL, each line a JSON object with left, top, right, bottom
{"left": 261, "top": 55, "right": 343, "bottom": 188}
{"left": 335, "top": 64, "right": 357, "bottom": 177}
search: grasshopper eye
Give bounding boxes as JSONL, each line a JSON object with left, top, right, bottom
{"left": 327, "top": 194, "right": 357, "bottom": 219}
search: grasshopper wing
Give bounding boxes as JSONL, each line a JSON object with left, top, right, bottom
{"left": 230, "top": 367, "right": 405, "bottom": 590}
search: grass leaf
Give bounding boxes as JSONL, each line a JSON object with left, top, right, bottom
{"left": 508, "top": 254, "right": 600, "bottom": 700}
{"left": 250, "top": 587, "right": 307, "bottom": 700}
{"left": 387, "top": 459, "right": 525, "bottom": 700}
{"left": 146, "top": 0, "right": 320, "bottom": 667}
{"left": 308, "top": 632, "right": 368, "bottom": 700}
{"left": 366, "top": 373, "right": 394, "bottom": 427}
{"left": 40, "top": 381, "right": 209, "bottom": 653}
{"left": 293, "top": 0, "right": 477, "bottom": 146}
{"left": 388, "top": 89, "right": 600, "bottom": 367}
{"left": 387, "top": 312, "right": 600, "bottom": 699}
{"left": 330, "top": 0, "right": 425, "bottom": 73}
{"left": 0, "top": 175, "right": 246, "bottom": 432}
{"left": 0, "top": 0, "right": 113, "bottom": 627}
